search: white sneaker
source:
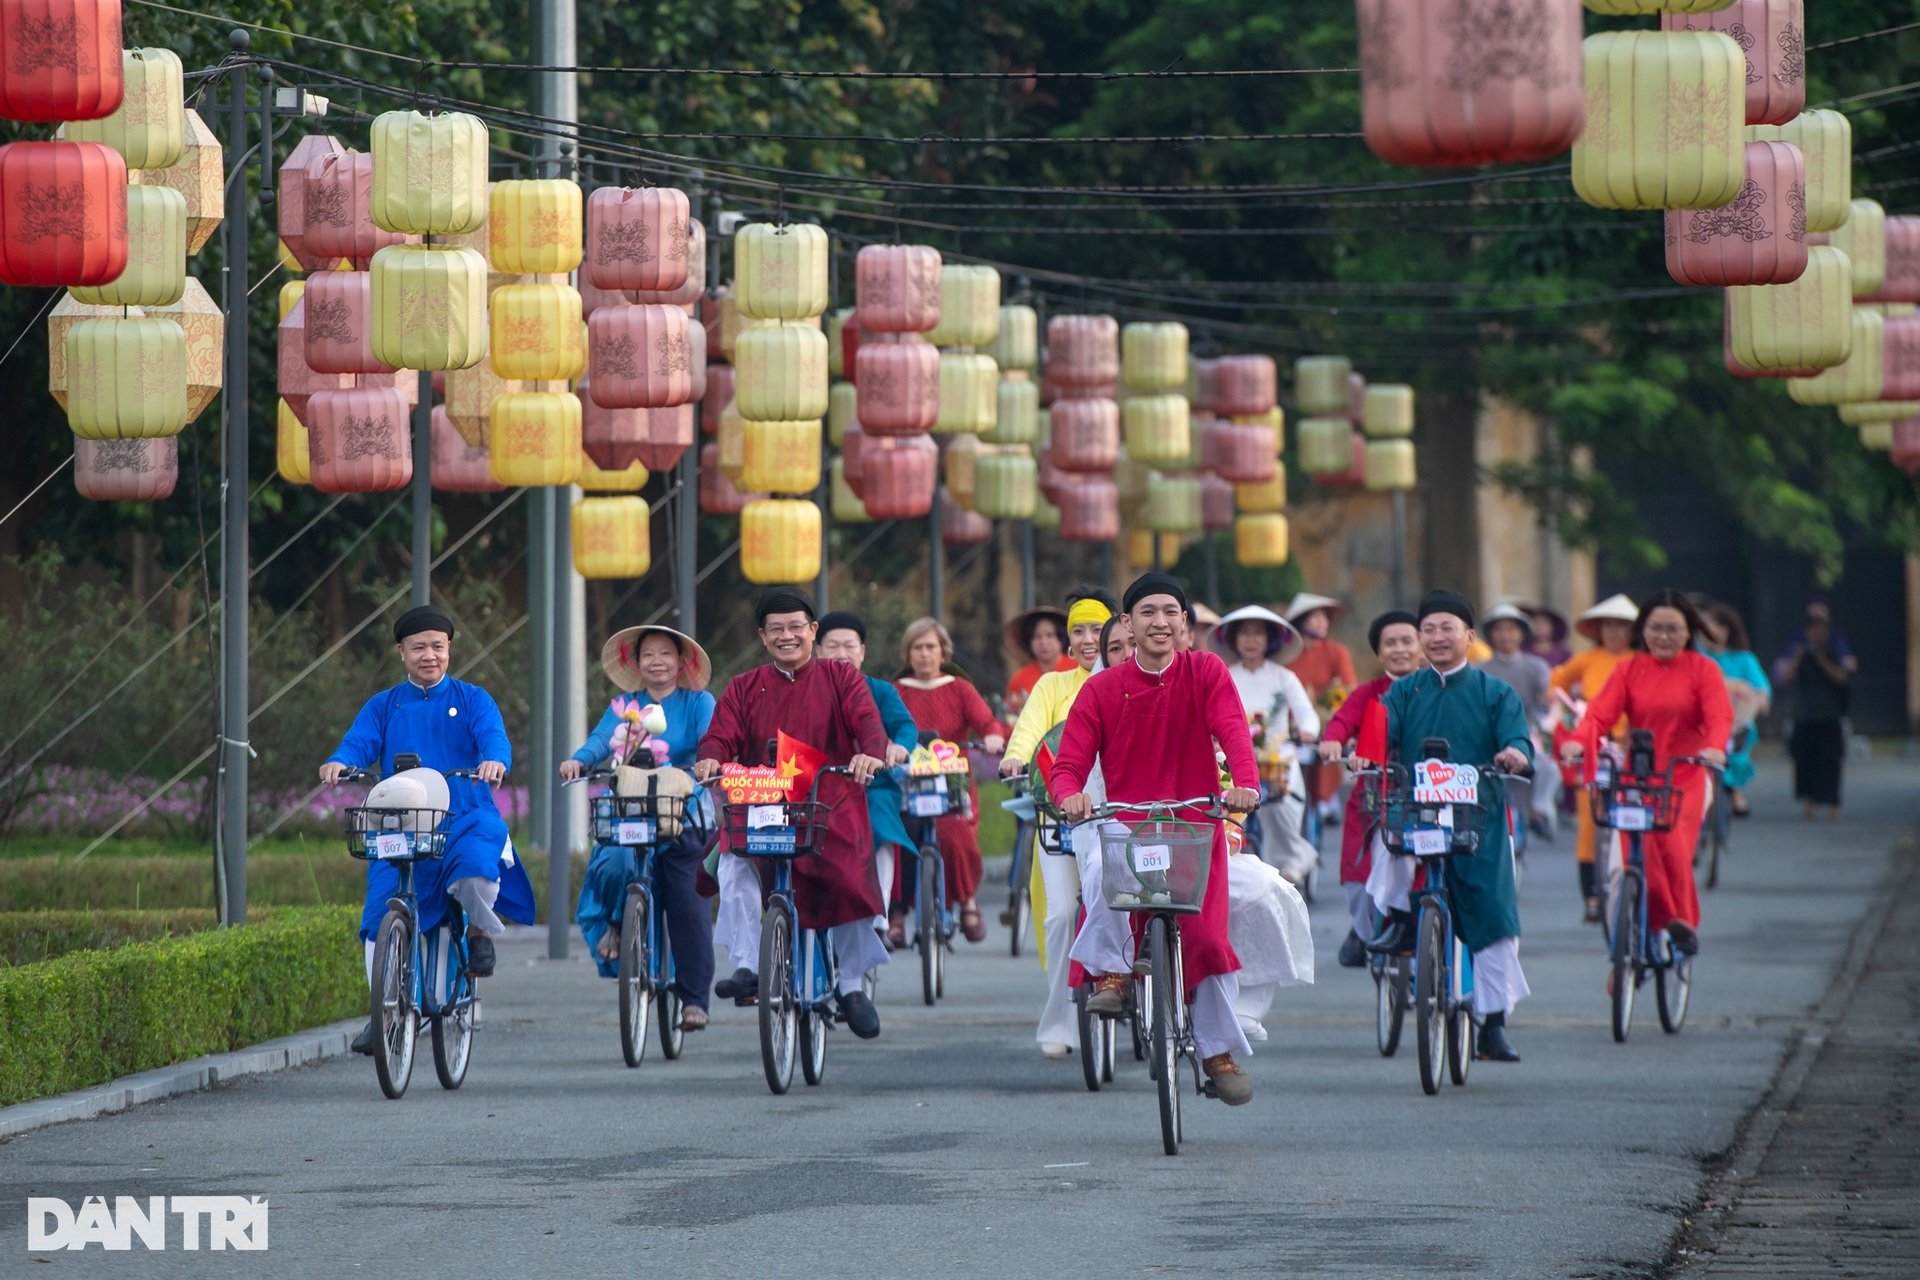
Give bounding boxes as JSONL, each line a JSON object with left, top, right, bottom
{"left": 1238, "top": 1016, "right": 1268, "bottom": 1043}
{"left": 1040, "top": 1041, "right": 1071, "bottom": 1059}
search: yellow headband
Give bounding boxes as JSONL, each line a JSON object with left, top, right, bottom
{"left": 1067, "top": 599, "right": 1112, "bottom": 631}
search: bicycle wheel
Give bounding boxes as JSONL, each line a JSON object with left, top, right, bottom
{"left": 918, "top": 850, "right": 941, "bottom": 1007}
{"left": 1414, "top": 909, "right": 1446, "bottom": 1097}
{"left": 370, "top": 909, "right": 417, "bottom": 1100}
{"left": 1075, "top": 983, "right": 1102, "bottom": 1093}
{"left": 1008, "top": 837, "right": 1031, "bottom": 959}
{"left": 800, "top": 934, "right": 829, "bottom": 1086}
{"left": 1611, "top": 872, "right": 1641, "bottom": 1044}
{"left": 617, "top": 883, "right": 652, "bottom": 1069}
{"left": 1148, "top": 915, "right": 1182, "bottom": 1156}
{"left": 1657, "top": 954, "right": 1692, "bottom": 1034}
{"left": 758, "top": 898, "right": 797, "bottom": 1095}
{"left": 1101, "top": 1001, "right": 1117, "bottom": 1083}
{"left": 1376, "top": 961, "right": 1407, "bottom": 1058}
{"left": 430, "top": 1004, "right": 473, "bottom": 1092}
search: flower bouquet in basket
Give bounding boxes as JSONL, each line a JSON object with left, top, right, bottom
{"left": 1250, "top": 707, "right": 1295, "bottom": 788}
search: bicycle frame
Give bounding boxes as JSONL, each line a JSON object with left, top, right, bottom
{"left": 381, "top": 860, "right": 473, "bottom": 1024}
{"left": 625, "top": 841, "right": 677, "bottom": 994}
{"left": 765, "top": 857, "right": 840, "bottom": 1013}
{"left": 1409, "top": 880, "right": 1474, "bottom": 1018}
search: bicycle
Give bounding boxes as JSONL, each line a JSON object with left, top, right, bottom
{"left": 342, "top": 760, "right": 489, "bottom": 1101}
{"left": 1077, "top": 795, "right": 1222, "bottom": 1155}
{"left": 895, "top": 763, "right": 971, "bottom": 1007}
{"left": 1005, "top": 808, "right": 1035, "bottom": 958}
{"left": 719, "top": 765, "right": 854, "bottom": 1095}
{"left": 1295, "top": 755, "right": 1326, "bottom": 903}
{"left": 1592, "top": 731, "right": 1716, "bottom": 1042}
{"left": 1696, "top": 727, "right": 1741, "bottom": 890}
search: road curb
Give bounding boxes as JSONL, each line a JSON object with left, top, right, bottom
{"left": 0, "top": 1019, "right": 362, "bottom": 1141}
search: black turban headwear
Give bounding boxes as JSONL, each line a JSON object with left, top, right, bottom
{"left": 393, "top": 605, "right": 455, "bottom": 644}
{"left": 1367, "top": 610, "right": 1419, "bottom": 654}
{"left": 1123, "top": 571, "right": 1188, "bottom": 614}
{"left": 755, "top": 586, "right": 817, "bottom": 628}
{"left": 1416, "top": 590, "right": 1475, "bottom": 630}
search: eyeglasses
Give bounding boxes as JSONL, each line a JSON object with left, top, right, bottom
{"left": 1643, "top": 623, "right": 1689, "bottom": 638}
{"left": 761, "top": 623, "right": 813, "bottom": 637}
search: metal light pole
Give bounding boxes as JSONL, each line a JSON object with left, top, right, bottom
{"left": 216, "top": 32, "right": 253, "bottom": 926}
{"left": 1391, "top": 490, "right": 1408, "bottom": 607}
{"left": 411, "top": 371, "right": 432, "bottom": 605}
{"left": 1020, "top": 520, "right": 1036, "bottom": 610}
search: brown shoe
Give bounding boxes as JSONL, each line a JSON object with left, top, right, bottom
{"left": 1085, "top": 973, "right": 1130, "bottom": 1016}
{"left": 1202, "top": 1053, "right": 1253, "bottom": 1105}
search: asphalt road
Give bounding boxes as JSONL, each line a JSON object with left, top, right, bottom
{"left": 4, "top": 754, "right": 1913, "bottom": 1278}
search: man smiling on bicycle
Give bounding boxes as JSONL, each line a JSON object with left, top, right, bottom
{"left": 1052, "top": 571, "right": 1263, "bottom": 1105}
{"left": 319, "top": 606, "right": 537, "bottom": 1056}
{"left": 1364, "top": 590, "right": 1533, "bottom": 1063}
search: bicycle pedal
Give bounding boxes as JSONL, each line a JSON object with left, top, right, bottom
{"left": 1201, "top": 1080, "right": 1219, "bottom": 1099}
{"left": 733, "top": 994, "right": 758, "bottom": 1008}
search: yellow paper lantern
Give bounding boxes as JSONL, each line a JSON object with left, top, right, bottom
{"left": 828, "top": 380, "right": 858, "bottom": 446}
{"left": 71, "top": 184, "right": 185, "bottom": 307}
{"left": 572, "top": 496, "right": 652, "bottom": 578}
{"left": 489, "top": 282, "right": 585, "bottom": 380}
{"left": 734, "top": 322, "right": 829, "bottom": 420}
{"left": 1298, "top": 418, "right": 1356, "bottom": 476}
{"left": 985, "top": 374, "right": 1040, "bottom": 445}
{"left": 49, "top": 294, "right": 141, "bottom": 410}
{"left": 1364, "top": 439, "right": 1418, "bottom": 491}
{"left": 1748, "top": 110, "right": 1851, "bottom": 233}
{"left": 734, "top": 223, "right": 830, "bottom": 320}
{"left": 829, "top": 457, "right": 872, "bottom": 523}
{"left": 129, "top": 108, "right": 222, "bottom": 256}
{"left": 1728, "top": 245, "right": 1853, "bottom": 370}
{"left": 925, "top": 265, "right": 1001, "bottom": 348}
{"left": 65, "top": 317, "right": 188, "bottom": 440}
{"left": 1123, "top": 394, "right": 1191, "bottom": 465}
{"left": 1122, "top": 322, "right": 1189, "bottom": 392}
{"left": 1235, "top": 513, "right": 1290, "bottom": 567}
{"left": 974, "top": 449, "right": 1036, "bottom": 519}
{"left": 1236, "top": 464, "right": 1287, "bottom": 513}
{"left": 827, "top": 308, "right": 852, "bottom": 377}
{"left": 1830, "top": 199, "right": 1886, "bottom": 300}
{"left": 740, "top": 498, "right": 823, "bottom": 583}
{"left": 936, "top": 353, "right": 998, "bottom": 434}
{"left": 1293, "top": 356, "right": 1352, "bottom": 416}
{"left": 1147, "top": 472, "right": 1201, "bottom": 533}
{"left": 1126, "top": 529, "right": 1183, "bottom": 568}
{"left": 488, "top": 391, "right": 582, "bottom": 487}
{"left": 741, "top": 418, "right": 823, "bottom": 495}
{"left": 276, "top": 398, "right": 311, "bottom": 484}
{"left": 68, "top": 49, "right": 185, "bottom": 169}
{"left": 1572, "top": 31, "right": 1746, "bottom": 211}
{"left": 489, "top": 179, "right": 583, "bottom": 275}
{"left": 717, "top": 404, "right": 747, "bottom": 486}
{"left": 945, "top": 433, "right": 983, "bottom": 509}
{"left": 149, "top": 276, "right": 224, "bottom": 423}
{"left": 368, "top": 111, "right": 488, "bottom": 236}
{"left": 278, "top": 279, "right": 304, "bottom": 320}
{"left": 370, "top": 244, "right": 488, "bottom": 371}
{"left": 1837, "top": 401, "right": 1919, "bottom": 426}
{"left": 1363, "top": 385, "right": 1415, "bottom": 438}
{"left": 987, "top": 305, "right": 1038, "bottom": 371}
{"left": 575, "top": 450, "right": 649, "bottom": 493}
{"left": 1859, "top": 421, "right": 1895, "bottom": 451}
{"left": 1787, "top": 309, "right": 1883, "bottom": 406}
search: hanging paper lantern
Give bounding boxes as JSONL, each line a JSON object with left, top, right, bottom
{"left": 278, "top": 294, "right": 353, "bottom": 424}
{"left": 585, "top": 185, "right": 690, "bottom": 293}
{"left": 1747, "top": 110, "right": 1849, "bottom": 233}
{"left": 1191, "top": 359, "right": 1220, "bottom": 414}
{"left": 48, "top": 293, "right": 136, "bottom": 409}
{"left": 579, "top": 276, "right": 635, "bottom": 318}
{"left": 716, "top": 404, "right": 746, "bottom": 485}
{"left": 1720, "top": 301, "right": 1812, "bottom": 379}
{"left": 698, "top": 442, "right": 764, "bottom": 515}
{"left": 825, "top": 309, "right": 853, "bottom": 378}
{"left": 935, "top": 353, "right": 997, "bottom": 434}
{"left": 827, "top": 380, "right": 858, "bottom": 446}
{"left": 1662, "top": 1, "right": 1805, "bottom": 128}
{"left": 0, "top": 0, "right": 124, "bottom": 122}
{"left": 862, "top": 434, "right": 938, "bottom": 519}
{"left": 1298, "top": 418, "right": 1356, "bottom": 476}
{"left": 1357, "top": 0, "right": 1585, "bottom": 168}
{"left": 368, "top": 244, "right": 488, "bottom": 371}
{"left": 429, "top": 406, "right": 503, "bottom": 493}
{"left": 1056, "top": 476, "right": 1120, "bottom": 542}
{"left": 1050, "top": 398, "right": 1120, "bottom": 473}
{"left": 984, "top": 374, "right": 1040, "bottom": 446}
{"left": 1199, "top": 473, "right": 1235, "bottom": 531}
{"left": 829, "top": 456, "right": 871, "bottom": 522}
{"left": 988, "top": 304, "right": 1038, "bottom": 371}
{"left": 741, "top": 498, "right": 822, "bottom": 583}
{"left": 581, "top": 301, "right": 690, "bottom": 409}
{"left": 1047, "top": 315, "right": 1120, "bottom": 387}
{"left": 276, "top": 134, "right": 346, "bottom": 272}
{"left": 1114, "top": 454, "right": 1152, "bottom": 514}
{"left": 0, "top": 140, "right": 125, "bottom": 286}
{"left": 274, "top": 398, "right": 310, "bottom": 485}
{"left": 571, "top": 496, "right": 651, "bottom": 578}
{"left": 278, "top": 279, "right": 303, "bottom": 321}
{"left": 735, "top": 223, "right": 829, "bottom": 320}
{"left": 1787, "top": 309, "right": 1883, "bottom": 406}
{"left": 1293, "top": 355, "right": 1352, "bottom": 416}
{"left": 1146, "top": 473, "right": 1201, "bottom": 533}
{"left": 1572, "top": 31, "right": 1746, "bottom": 212}
{"left": 1873, "top": 217, "right": 1920, "bottom": 305}
{"left": 734, "top": 321, "right": 829, "bottom": 421}
{"left": 445, "top": 359, "right": 523, "bottom": 446}
{"left": 304, "top": 386, "right": 410, "bottom": 493}
{"left": 1836, "top": 400, "right": 1918, "bottom": 427}
{"left": 367, "top": 110, "right": 487, "bottom": 235}
{"left": 1235, "top": 514, "right": 1289, "bottom": 567}
{"left": 925, "top": 265, "right": 1000, "bottom": 347}
{"left": 1121, "top": 322, "right": 1188, "bottom": 393}
{"left": 1364, "top": 439, "right": 1418, "bottom": 491}
{"left": 701, "top": 363, "right": 734, "bottom": 437}
{"left": 1891, "top": 419, "right": 1920, "bottom": 474}
{"left": 741, "top": 417, "right": 822, "bottom": 495}
{"left": 840, "top": 421, "right": 868, "bottom": 498}
{"left": 1031, "top": 492, "right": 1061, "bottom": 531}
{"left": 488, "top": 391, "right": 582, "bottom": 487}
{"left": 1726, "top": 244, "right": 1852, "bottom": 371}
{"left": 489, "top": 281, "right": 586, "bottom": 380}
{"left": 1320, "top": 432, "right": 1371, "bottom": 489}
{"left": 1857, "top": 421, "right": 1894, "bottom": 451}
{"left": 855, "top": 243, "right": 942, "bottom": 333}
{"left": 854, "top": 338, "right": 939, "bottom": 435}
{"left": 1664, "top": 140, "right": 1807, "bottom": 288}
{"left": 488, "top": 178, "right": 582, "bottom": 275}
{"left": 1344, "top": 373, "right": 1369, "bottom": 426}
{"left": 1881, "top": 316, "right": 1920, "bottom": 401}
{"left": 1237, "top": 464, "right": 1287, "bottom": 513}
{"left": 943, "top": 432, "right": 984, "bottom": 511}
{"left": 1214, "top": 422, "right": 1279, "bottom": 483}
{"left": 1123, "top": 394, "right": 1191, "bottom": 465}
{"left": 1829, "top": 199, "right": 1886, "bottom": 300}
{"left": 582, "top": 371, "right": 696, "bottom": 473}
{"left": 147, "top": 275, "right": 222, "bottom": 422}
{"left": 974, "top": 449, "right": 1037, "bottom": 519}
{"left": 575, "top": 446, "right": 648, "bottom": 493}
{"left": 302, "top": 151, "right": 412, "bottom": 268}
{"left": 1362, "top": 384, "right": 1415, "bottom": 439}
{"left": 1126, "top": 530, "right": 1184, "bottom": 569}
{"left": 939, "top": 486, "right": 993, "bottom": 545}
{"left": 73, "top": 435, "right": 175, "bottom": 502}
{"left": 704, "top": 286, "right": 748, "bottom": 359}
{"left": 301, "top": 269, "right": 392, "bottom": 375}
{"left": 126, "top": 108, "right": 220, "bottom": 257}
{"left": 67, "top": 47, "right": 181, "bottom": 168}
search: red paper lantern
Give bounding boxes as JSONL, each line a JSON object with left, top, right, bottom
{"left": 1662, "top": 0, "right": 1805, "bottom": 128}
{"left": 1046, "top": 314, "right": 1119, "bottom": 388}
{"left": 1049, "top": 398, "right": 1120, "bottom": 472}
{"left": 697, "top": 441, "right": 763, "bottom": 515}
{"left": 1873, "top": 216, "right": 1920, "bottom": 305}
{"left": 855, "top": 243, "right": 941, "bottom": 333}
{"left": 861, "top": 433, "right": 938, "bottom": 518}
{"left": 302, "top": 269, "right": 393, "bottom": 375}
{"left": 1212, "top": 354, "right": 1277, "bottom": 417}
{"left": 585, "top": 186, "right": 691, "bottom": 293}
{"left": 278, "top": 295, "right": 353, "bottom": 424}
{"left": 1213, "top": 422, "right": 1278, "bottom": 483}
{"left": 0, "top": 0, "right": 124, "bottom": 122}
{"left": 841, "top": 420, "right": 868, "bottom": 499}
{"left": 1358, "top": 0, "right": 1585, "bottom": 167}
{"left": 1056, "top": 476, "right": 1120, "bottom": 542}
{"left": 277, "top": 134, "right": 347, "bottom": 272}
{"left": 854, "top": 338, "right": 939, "bottom": 436}
{"left": 73, "top": 434, "right": 175, "bottom": 501}
{"left": 0, "top": 140, "right": 125, "bottom": 286}
{"left": 701, "top": 362, "right": 733, "bottom": 436}
{"left": 430, "top": 406, "right": 504, "bottom": 493}
{"left": 302, "top": 151, "right": 411, "bottom": 269}
{"left": 1892, "top": 418, "right": 1920, "bottom": 475}
{"left": 1199, "top": 473, "right": 1235, "bottom": 531}
{"left": 588, "top": 303, "right": 694, "bottom": 409}
{"left": 306, "top": 386, "right": 412, "bottom": 493}
{"left": 1665, "top": 141, "right": 1807, "bottom": 287}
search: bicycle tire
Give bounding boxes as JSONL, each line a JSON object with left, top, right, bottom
{"left": 1415, "top": 909, "right": 1446, "bottom": 1097}
{"left": 759, "top": 898, "right": 797, "bottom": 1095}
{"left": 1376, "top": 961, "right": 1407, "bottom": 1058}
{"left": 370, "top": 908, "right": 417, "bottom": 1100}
{"left": 1611, "top": 872, "right": 1640, "bottom": 1044}
{"left": 1706, "top": 824, "right": 1723, "bottom": 891}
{"left": 1657, "top": 954, "right": 1692, "bottom": 1034}
{"left": 1074, "top": 983, "right": 1102, "bottom": 1092}
{"left": 430, "top": 1006, "right": 472, "bottom": 1091}
{"left": 800, "top": 933, "right": 829, "bottom": 1086}
{"left": 1101, "top": 1001, "right": 1117, "bottom": 1083}
{"left": 656, "top": 913, "right": 685, "bottom": 1060}
{"left": 618, "top": 883, "right": 652, "bottom": 1069}
{"left": 919, "top": 849, "right": 941, "bottom": 1007}
{"left": 1130, "top": 975, "right": 1149, "bottom": 1062}
{"left": 1148, "top": 915, "right": 1182, "bottom": 1156}
{"left": 1009, "top": 836, "right": 1030, "bottom": 959}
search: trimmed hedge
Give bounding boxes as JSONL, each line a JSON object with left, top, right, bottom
{"left": 0, "top": 908, "right": 269, "bottom": 966}
{"left": 0, "top": 907, "right": 363, "bottom": 1107}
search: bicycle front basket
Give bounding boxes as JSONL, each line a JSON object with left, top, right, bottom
{"left": 1098, "top": 815, "right": 1213, "bottom": 915}
{"left": 1592, "top": 780, "right": 1681, "bottom": 832}
{"left": 902, "top": 772, "right": 972, "bottom": 819}
{"left": 722, "top": 800, "right": 830, "bottom": 858}
{"left": 346, "top": 806, "right": 449, "bottom": 861}
{"left": 1375, "top": 766, "right": 1494, "bottom": 858}
{"left": 591, "top": 794, "right": 680, "bottom": 847}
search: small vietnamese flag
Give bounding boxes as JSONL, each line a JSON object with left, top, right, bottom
{"left": 775, "top": 730, "right": 829, "bottom": 796}
{"left": 1356, "top": 698, "right": 1389, "bottom": 765}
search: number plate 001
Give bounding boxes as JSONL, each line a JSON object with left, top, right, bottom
{"left": 1132, "top": 843, "right": 1172, "bottom": 873}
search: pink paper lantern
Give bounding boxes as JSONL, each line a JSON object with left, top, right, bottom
{"left": 1047, "top": 314, "right": 1119, "bottom": 388}
{"left": 855, "top": 244, "right": 942, "bottom": 333}
{"left": 1193, "top": 359, "right": 1221, "bottom": 414}
{"left": 636, "top": 216, "right": 705, "bottom": 308}
{"left": 278, "top": 295, "right": 354, "bottom": 424}
{"left": 1881, "top": 316, "right": 1920, "bottom": 401}
{"left": 698, "top": 441, "right": 764, "bottom": 515}
{"left": 841, "top": 420, "right": 868, "bottom": 499}
{"left": 302, "top": 269, "right": 394, "bottom": 375}
{"left": 860, "top": 433, "right": 938, "bottom": 518}
{"left": 1662, "top": 0, "right": 1805, "bottom": 128}
{"left": 854, "top": 338, "right": 939, "bottom": 436}
{"left": 588, "top": 303, "right": 695, "bottom": 409}
{"left": 430, "top": 406, "right": 504, "bottom": 493}
{"left": 1199, "top": 473, "right": 1235, "bottom": 531}
{"left": 939, "top": 486, "right": 992, "bottom": 545}
{"left": 277, "top": 134, "right": 348, "bottom": 271}
{"left": 306, "top": 386, "right": 412, "bottom": 493}
{"left": 1056, "top": 476, "right": 1120, "bottom": 542}
{"left": 1049, "top": 398, "right": 1120, "bottom": 473}
{"left": 1213, "top": 422, "right": 1278, "bottom": 483}
{"left": 1872, "top": 216, "right": 1920, "bottom": 305}
{"left": 1213, "top": 354, "right": 1277, "bottom": 417}
{"left": 701, "top": 362, "right": 734, "bottom": 436}
{"left": 74, "top": 435, "right": 177, "bottom": 502}
{"left": 1891, "top": 418, "right": 1920, "bottom": 475}
{"left": 585, "top": 186, "right": 691, "bottom": 293}
{"left": 303, "top": 152, "right": 412, "bottom": 268}
{"left": 581, "top": 370, "right": 694, "bottom": 471}
{"left": 1665, "top": 141, "right": 1807, "bottom": 287}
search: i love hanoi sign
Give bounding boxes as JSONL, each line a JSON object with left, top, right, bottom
{"left": 1412, "top": 760, "right": 1479, "bottom": 806}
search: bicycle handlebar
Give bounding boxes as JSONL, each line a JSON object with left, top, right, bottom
{"left": 1081, "top": 796, "right": 1224, "bottom": 822}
